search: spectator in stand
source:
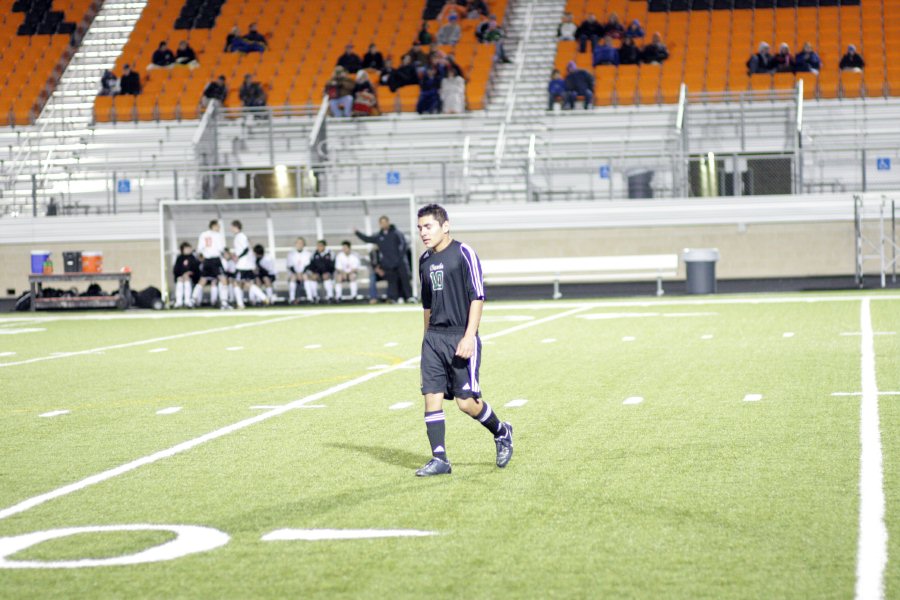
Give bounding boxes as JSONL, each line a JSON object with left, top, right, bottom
{"left": 417, "top": 21, "right": 434, "bottom": 45}
{"left": 481, "top": 14, "right": 511, "bottom": 63}
{"left": 548, "top": 68, "right": 566, "bottom": 110}
{"left": 641, "top": 32, "right": 668, "bottom": 64}
{"left": 564, "top": 61, "right": 594, "bottom": 110}
{"left": 467, "top": 0, "right": 489, "bottom": 18}
{"left": 440, "top": 67, "right": 465, "bottom": 113}
{"left": 444, "top": 52, "right": 465, "bottom": 78}
{"left": 438, "top": 0, "right": 467, "bottom": 22}
{"left": 175, "top": 40, "right": 199, "bottom": 68}
{"left": 794, "top": 42, "right": 821, "bottom": 74}
{"left": 417, "top": 65, "right": 443, "bottom": 114}
{"left": 99, "top": 69, "right": 118, "bottom": 96}
{"left": 337, "top": 44, "right": 362, "bottom": 74}
{"left": 149, "top": 41, "right": 175, "bottom": 70}
{"left": 604, "top": 13, "right": 625, "bottom": 40}
{"left": 386, "top": 54, "right": 419, "bottom": 91}
{"left": 625, "top": 19, "right": 645, "bottom": 39}
{"left": 362, "top": 43, "right": 385, "bottom": 72}
{"left": 773, "top": 42, "right": 793, "bottom": 73}
{"left": 747, "top": 42, "right": 776, "bottom": 74}
{"left": 404, "top": 43, "right": 427, "bottom": 66}
{"left": 201, "top": 75, "right": 227, "bottom": 106}
{"left": 225, "top": 26, "right": 240, "bottom": 51}
{"left": 557, "top": 12, "right": 577, "bottom": 41}
{"left": 239, "top": 74, "right": 267, "bottom": 108}
{"left": 352, "top": 70, "right": 379, "bottom": 116}
{"left": 576, "top": 14, "right": 605, "bottom": 53}
{"left": 593, "top": 36, "right": 619, "bottom": 66}
{"left": 119, "top": 64, "right": 142, "bottom": 95}
{"left": 840, "top": 44, "right": 864, "bottom": 71}
{"left": 619, "top": 36, "right": 640, "bottom": 65}
{"left": 243, "top": 23, "right": 268, "bottom": 52}
{"left": 438, "top": 13, "right": 462, "bottom": 46}
{"left": 325, "top": 67, "right": 355, "bottom": 117}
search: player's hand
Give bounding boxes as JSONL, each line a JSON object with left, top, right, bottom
{"left": 455, "top": 335, "right": 476, "bottom": 359}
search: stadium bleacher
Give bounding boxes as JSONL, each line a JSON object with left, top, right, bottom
{"left": 0, "top": 0, "right": 99, "bottom": 126}
{"left": 92, "top": 0, "right": 508, "bottom": 122}
{"left": 557, "top": 0, "right": 900, "bottom": 104}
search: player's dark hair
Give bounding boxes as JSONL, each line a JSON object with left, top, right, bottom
{"left": 341, "top": 240, "right": 351, "bottom": 247}
{"left": 180, "top": 242, "right": 192, "bottom": 251}
{"left": 209, "top": 219, "right": 218, "bottom": 228}
{"left": 417, "top": 203, "right": 449, "bottom": 224}
{"left": 317, "top": 239, "right": 327, "bottom": 246}
{"left": 379, "top": 215, "right": 390, "bottom": 222}
{"left": 231, "top": 220, "right": 242, "bottom": 230}
{"left": 253, "top": 244, "right": 264, "bottom": 254}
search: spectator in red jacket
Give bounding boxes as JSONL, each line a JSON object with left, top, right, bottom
{"left": 773, "top": 42, "right": 793, "bottom": 72}
{"left": 604, "top": 13, "right": 625, "bottom": 40}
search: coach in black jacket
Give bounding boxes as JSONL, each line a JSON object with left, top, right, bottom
{"left": 354, "top": 216, "right": 412, "bottom": 302}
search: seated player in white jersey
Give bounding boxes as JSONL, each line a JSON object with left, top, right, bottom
{"left": 304, "top": 240, "right": 336, "bottom": 303}
{"left": 230, "top": 220, "right": 258, "bottom": 309}
{"left": 172, "top": 242, "right": 200, "bottom": 308}
{"left": 253, "top": 244, "right": 277, "bottom": 305}
{"left": 334, "top": 240, "right": 361, "bottom": 301}
{"left": 221, "top": 248, "right": 237, "bottom": 306}
{"left": 192, "top": 220, "right": 231, "bottom": 309}
{"left": 286, "top": 237, "right": 312, "bottom": 305}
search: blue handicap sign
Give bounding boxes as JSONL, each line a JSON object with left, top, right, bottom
{"left": 599, "top": 165, "right": 611, "bottom": 179}
{"left": 876, "top": 158, "right": 891, "bottom": 171}
{"left": 117, "top": 179, "right": 131, "bottom": 193}
{"left": 386, "top": 171, "right": 401, "bottom": 185}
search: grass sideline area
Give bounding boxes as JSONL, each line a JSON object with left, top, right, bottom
{"left": 0, "top": 292, "right": 898, "bottom": 598}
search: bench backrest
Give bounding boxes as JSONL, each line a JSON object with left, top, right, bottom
{"left": 481, "top": 254, "right": 678, "bottom": 277}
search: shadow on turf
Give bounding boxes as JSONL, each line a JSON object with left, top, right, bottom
{"left": 327, "top": 442, "right": 494, "bottom": 470}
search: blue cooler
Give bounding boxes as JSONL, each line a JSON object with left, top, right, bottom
{"left": 31, "top": 250, "right": 51, "bottom": 274}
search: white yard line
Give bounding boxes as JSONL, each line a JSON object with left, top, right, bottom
{"left": 38, "top": 410, "right": 70, "bottom": 418}
{"left": 0, "top": 305, "right": 592, "bottom": 523}
{"left": 0, "top": 314, "right": 309, "bottom": 369}
{"left": 156, "top": 407, "right": 182, "bottom": 415}
{"left": 855, "top": 298, "right": 888, "bottom": 600}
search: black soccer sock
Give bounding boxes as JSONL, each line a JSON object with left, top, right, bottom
{"left": 424, "top": 410, "right": 447, "bottom": 460}
{"left": 473, "top": 401, "right": 505, "bottom": 437}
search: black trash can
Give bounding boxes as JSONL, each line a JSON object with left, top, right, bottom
{"left": 683, "top": 248, "right": 719, "bottom": 294}
{"left": 63, "top": 251, "right": 82, "bottom": 273}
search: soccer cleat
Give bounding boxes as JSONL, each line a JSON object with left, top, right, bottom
{"left": 415, "top": 457, "right": 452, "bottom": 477}
{"left": 495, "top": 423, "right": 513, "bottom": 468}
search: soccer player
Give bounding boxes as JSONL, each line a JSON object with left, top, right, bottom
{"left": 192, "top": 220, "right": 231, "bottom": 309}
{"left": 221, "top": 248, "right": 238, "bottom": 306}
{"left": 172, "top": 242, "right": 200, "bottom": 308}
{"left": 334, "top": 240, "right": 361, "bottom": 301}
{"left": 253, "top": 244, "right": 277, "bottom": 304}
{"left": 415, "top": 203, "right": 512, "bottom": 477}
{"left": 231, "top": 220, "right": 256, "bottom": 309}
{"left": 304, "top": 240, "right": 336, "bottom": 303}
{"left": 286, "top": 237, "right": 311, "bottom": 304}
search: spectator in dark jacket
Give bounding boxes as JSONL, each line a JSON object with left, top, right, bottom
{"left": 99, "top": 69, "right": 118, "bottom": 96}
{"left": 641, "top": 32, "right": 668, "bottom": 64}
{"left": 564, "top": 61, "right": 594, "bottom": 109}
{"left": 773, "top": 42, "right": 793, "bottom": 72}
{"left": 149, "top": 41, "right": 175, "bottom": 69}
{"left": 794, "top": 42, "right": 821, "bottom": 74}
{"left": 404, "top": 44, "right": 427, "bottom": 66}
{"left": 239, "top": 74, "right": 267, "bottom": 108}
{"left": 354, "top": 217, "right": 411, "bottom": 302}
{"left": 337, "top": 44, "right": 362, "bottom": 73}
{"left": 416, "top": 66, "right": 443, "bottom": 114}
{"left": 604, "top": 13, "right": 625, "bottom": 40}
{"left": 576, "top": 13, "right": 604, "bottom": 53}
{"left": 593, "top": 36, "right": 619, "bottom": 66}
{"left": 119, "top": 64, "right": 141, "bottom": 95}
{"left": 748, "top": 42, "right": 776, "bottom": 74}
{"left": 362, "top": 43, "right": 385, "bottom": 72}
{"left": 385, "top": 54, "right": 419, "bottom": 91}
{"left": 417, "top": 21, "right": 433, "bottom": 45}
{"left": 481, "top": 14, "right": 511, "bottom": 63}
{"left": 619, "top": 36, "right": 640, "bottom": 65}
{"left": 548, "top": 68, "right": 566, "bottom": 109}
{"left": 201, "top": 75, "right": 227, "bottom": 106}
{"left": 175, "top": 40, "right": 199, "bottom": 68}
{"left": 840, "top": 44, "right": 864, "bottom": 70}
{"left": 625, "top": 19, "right": 645, "bottom": 39}
{"left": 466, "top": 0, "right": 488, "bottom": 17}
{"left": 243, "top": 23, "right": 268, "bottom": 51}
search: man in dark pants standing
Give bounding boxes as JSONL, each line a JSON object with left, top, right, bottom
{"left": 354, "top": 216, "right": 412, "bottom": 303}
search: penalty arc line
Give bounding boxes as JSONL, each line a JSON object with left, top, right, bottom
{"left": 855, "top": 298, "right": 887, "bottom": 600}
{"left": 0, "top": 314, "right": 312, "bottom": 369}
{"left": 0, "top": 304, "right": 593, "bottom": 523}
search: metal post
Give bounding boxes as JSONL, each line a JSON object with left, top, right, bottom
{"left": 268, "top": 115, "right": 275, "bottom": 166}
{"left": 441, "top": 162, "right": 447, "bottom": 203}
{"left": 232, "top": 167, "right": 239, "bottom": 199}
{"left": 357, "top": 164, "right": 362, "bottom": 196}
{"left": 139, "top": 172, "right": 144, "bottom": 213}
{"left": 112, "top": 171, "right": 118, "bottom": 214}
{"left": 861, "top": 148, "right": 867, "bottom": 192}
{"left": 854, "top": 194, "right": 862, "bottom": 287}
{"left": 31, "top": 174, "right": 37, "bottom": 217}
{"left": 173, "top": 170, "right": 179, "bottom": 201}
{"left": 733, "top": 154, "right": 741, "bottom": 197}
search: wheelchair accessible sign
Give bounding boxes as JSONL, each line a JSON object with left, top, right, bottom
{"left": 386, "top": 171, "right": 401, "bottom": 185}
{"left": 876, "top": 158, "right": 891, "bottom": 171}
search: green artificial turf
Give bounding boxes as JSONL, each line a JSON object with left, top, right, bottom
{"left": 0, "top": 293, "right": 897, "bottom": 599}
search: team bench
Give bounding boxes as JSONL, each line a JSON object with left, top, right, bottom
{"left": 480, "top": 254, "right": 680, "bottom": 298}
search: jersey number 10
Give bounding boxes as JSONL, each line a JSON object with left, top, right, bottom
{"left": 429, "top": 270, "right": 444, "bottom": 291}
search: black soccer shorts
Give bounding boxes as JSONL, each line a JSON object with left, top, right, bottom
{"left": 200, "top": 258, "right": 224, "bottom": 280}
{"left": 420, "top": 328, "right": 482, "bottom": 400}
{"left": 237, "top": 269, "right": 256, "bottom": 282}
